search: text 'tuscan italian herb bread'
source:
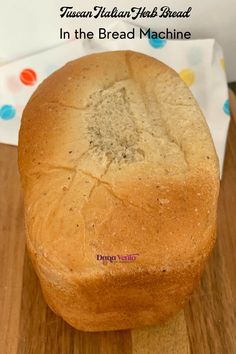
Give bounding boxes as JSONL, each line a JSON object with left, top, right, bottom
{"left": 18, "top": 51, "right": 219, "bottom": 331}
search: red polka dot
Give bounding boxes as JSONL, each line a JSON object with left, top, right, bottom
{"left": 20, "top": 68, "right": 37, "bottom": 86}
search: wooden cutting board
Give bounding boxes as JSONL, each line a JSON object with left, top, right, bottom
{"left": 0, "top": 91, "right": 236, "bottom": 354}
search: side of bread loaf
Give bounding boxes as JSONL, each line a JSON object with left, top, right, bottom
{"left": 18, "top": 51, "right": 219, "bottom": 331}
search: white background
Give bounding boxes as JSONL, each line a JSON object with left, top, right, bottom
{"left": 0, "top": 0, "right": 235, "bottom": 81}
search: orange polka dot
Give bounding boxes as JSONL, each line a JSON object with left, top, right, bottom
{"left": 20, "top": 68, "right": 37, "bottom": 86}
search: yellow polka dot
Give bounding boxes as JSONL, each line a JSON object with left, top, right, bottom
{"left": 220, "top": 58, "right": 225, "bottom": 70}
{"left": 179, "top": 68, "right": 195, "bottom": 86}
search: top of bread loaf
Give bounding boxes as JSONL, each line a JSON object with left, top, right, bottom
{"left": 18, "top": 51, "right": 219, "bottom": 279}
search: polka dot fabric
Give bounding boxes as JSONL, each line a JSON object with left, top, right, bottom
{"left": 20, "top": 68, "right": 37, "bottom": 86}
{"left": 0, "top": 21, "right": 230, "bottom": 176}
{"left": 223, "top": 99, "right": 230, "bottom": 116}
{"left": 0, "top": 104, "right": 16, "bottom": 120}
{"left": 149, "top": 36, "right": 167, "bottom": 49}
{"left": 179, "top": 68, "right": 195, "bottom": 86}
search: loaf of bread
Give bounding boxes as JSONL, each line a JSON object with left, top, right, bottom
{"left": 18, "top": 51, "right": 219, "bottom": 331}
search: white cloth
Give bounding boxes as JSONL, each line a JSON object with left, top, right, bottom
{"left": 0, "top": 21, "right": 230, "bottom": 175}
{"left": 1, "top": 0, "right": 235, "bottom": 81}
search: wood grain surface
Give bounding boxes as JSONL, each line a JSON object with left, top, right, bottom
{"left": 0, "top": 92, "right": 235, "bottom": 354}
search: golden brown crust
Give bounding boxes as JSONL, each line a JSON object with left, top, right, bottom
{"left": 18, "top": 51, "right": 219, "bottom": 331}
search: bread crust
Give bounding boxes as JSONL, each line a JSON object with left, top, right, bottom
{"left": 18, "top": 51, "right": 219, "bottom": 331}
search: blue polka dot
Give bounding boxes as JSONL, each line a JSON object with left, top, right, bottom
{"left": 149, "top": 36, "right": 167, "bottom": 49}
{"left": 223, "top": 99, "right": 230, "bottom": 116}
{"left": 0, "top": 104, "right": 16, "bottom": 120}
{"left": 187, "top": 47, "right": 203, "bottom": 65}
